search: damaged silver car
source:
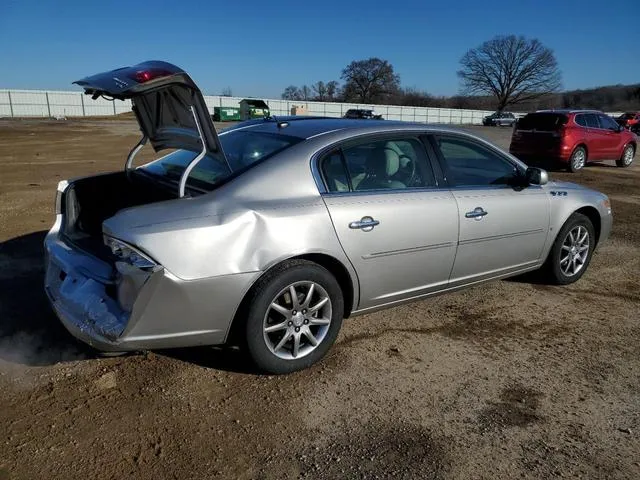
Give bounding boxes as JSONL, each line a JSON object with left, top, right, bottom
{"left": 45, "top": 61, "right": 613, "bottom": 373}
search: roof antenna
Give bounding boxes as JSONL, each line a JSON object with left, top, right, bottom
{"left": 264, "top": 113, "right": 289, "bottom": 128}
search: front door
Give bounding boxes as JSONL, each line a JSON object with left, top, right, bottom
{"left": 596, "top": 113, "right": 625, "bottom": 158}
{"left": 319, "top": 135, "right": 459, "bottom": 309}
{"left": 431, "top": 134, "right": 550, "bottom": 285}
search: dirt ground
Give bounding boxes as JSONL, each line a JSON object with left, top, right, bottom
{"left": 0, "top": 118, "right": 639, "bottom": 480}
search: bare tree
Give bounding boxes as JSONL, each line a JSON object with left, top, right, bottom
{"left": 326, "top": 81, "right": 340, "bottom": 101}
{"left": 281, "top": 85, "right": 302, "bottom": 100}
{"left": 300, "top": 85, "right": 312, "bottom": 101}
{"left": 220, "top": 86, "right": 233, "bottom": 97}
{"left": 311, "top": 81, "right": 327, "bottom": 101}
{"left": 341, "top": 58, "right": 400, "bottom": 104}
{"left": 457, "top": 35, "right": 562, "bottom": 112}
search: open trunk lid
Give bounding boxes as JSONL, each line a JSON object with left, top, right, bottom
{"left": 74, "top": 61, "right": 222, "bottom": 155}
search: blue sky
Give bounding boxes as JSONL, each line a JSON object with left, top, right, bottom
{"left": 1, "top": 0, "right": 638, "bottom": 98}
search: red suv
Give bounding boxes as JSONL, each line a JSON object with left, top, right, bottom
{"left": 616, "top": 112, "right": 640, "bottom": 129}
{"left": 509, "top": 110, "right": 637, "bottom": 172}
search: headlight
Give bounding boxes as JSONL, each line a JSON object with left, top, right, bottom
{"left": 601, "top": 197, "right": 612, "bottom": 214}
{"left": 103, "top": 236, "right": 158, "bottom": 270}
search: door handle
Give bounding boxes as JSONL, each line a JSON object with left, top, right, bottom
{"left": 349, "top": 216, "right": 380, "bottom": 232}
{"left": 465, "top": 207, "right": 488, "bottom": 220}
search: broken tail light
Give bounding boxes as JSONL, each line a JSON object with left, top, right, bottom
{"left": 104, "top": 236, "right": 158, "bottom": 270}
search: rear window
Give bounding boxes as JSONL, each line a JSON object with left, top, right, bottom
{"left": 517, "top": 113, "right": 568, "bottom": 131}
{"left": 140, "top": 130, "right": 302, "bottom": 191}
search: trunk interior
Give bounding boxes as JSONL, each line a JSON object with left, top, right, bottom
{"left": 62, "top": 172, "right": 177, "bottom": 259}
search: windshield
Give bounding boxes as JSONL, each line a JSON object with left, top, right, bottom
{"left": 140, "top": 130, "right": 303, "bottom": 191}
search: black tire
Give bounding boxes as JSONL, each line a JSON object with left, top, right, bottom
{"left": 542, "top": 213, "right": 595, "bottom": 285}
{"left": 568, "top": 146, "right": 587, "bottom": 172}
{"left": 616, "top": 144, "right": 635, "bottom": 168}
{"left": 242, "top": 260, "right": 344, "bottom": 374}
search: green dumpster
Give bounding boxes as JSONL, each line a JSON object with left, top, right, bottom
{"left": 212, "top": 106, "right": 241, "bottom": 122}
{"left": 239, "top": 99, "right": 271, "bottom": 120}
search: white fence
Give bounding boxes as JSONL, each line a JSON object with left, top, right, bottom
{"left": 0, "top": 89, "right": 624, "bottom": 125}
{"left": 0, "top": 89, "right": 497, "bottom": 125}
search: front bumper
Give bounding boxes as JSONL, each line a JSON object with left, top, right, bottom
{"left": 44, "top": 215, "right": 260, "bottom": 352}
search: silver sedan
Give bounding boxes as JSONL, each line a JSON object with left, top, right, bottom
{"left": 44, "top": 62, "right": 613, "bottom": 373}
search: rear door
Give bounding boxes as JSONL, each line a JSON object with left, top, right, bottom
{"left": 431, "top": 134, "right": 550, "bottom": 284}
{"left": 596, "top": 114, "right": 625, "bottom": 158}
{"left": 319, "top": 134, "right": 459, "bottom": 309}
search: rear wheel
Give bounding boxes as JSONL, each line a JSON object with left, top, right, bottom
{"left": 542, "top": 213, "right": 595, "bottom": 285}
{"left": 242, "top": 260, "right": 344, "bottom": 374}
{"left": 616, "top": 144, "right": 635, "bottom": 168}
{"left": 568, "top": 146, "right": 587, "bottom": 172}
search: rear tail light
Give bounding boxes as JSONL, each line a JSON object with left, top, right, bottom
{"left": 130, "top": 68, "right": 173, "bottom": 84}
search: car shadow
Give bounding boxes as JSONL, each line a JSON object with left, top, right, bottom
{"left": 161, "top": 346, "right": 261, "bottom": 375}
{"left": 504, "top": 270, "right": 551, "bottom": 286}
{"left": 0, "top": 230, "right": 90, "bottom": 366}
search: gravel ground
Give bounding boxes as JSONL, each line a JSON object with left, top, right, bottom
{"left": 0, "top": 118, "right": 638, "bottom": 480}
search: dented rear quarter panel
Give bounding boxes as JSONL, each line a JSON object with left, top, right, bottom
{"left": 102, "top": 140, "right": 361, "bottom": 309}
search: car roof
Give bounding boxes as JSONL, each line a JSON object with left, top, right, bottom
{"left": 220, "top": 116, "right": 428, "bottom": 139}
{"left": 533, "top": 109, "right": 603, "bottom": 114}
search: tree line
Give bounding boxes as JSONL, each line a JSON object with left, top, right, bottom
{"left": 280, "top": 35, "right": 640, "bottom": 113}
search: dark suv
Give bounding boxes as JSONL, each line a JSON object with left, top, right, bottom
{"left": 343, "top": 109, "right": 383, "bottom": 120}
{"left": 509, "top": 110, "right": 637, "bottom": 172}
{"left": 482, "top": 111, "right": 516, "bottom": 127}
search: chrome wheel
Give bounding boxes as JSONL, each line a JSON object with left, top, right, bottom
{"left": 571, "top": 148, "right": 586, "bottom": 171}
{"left": 263, "top": 281, "right": 332, "bottom": 360}
{"left": 559, "top": 226, "right": 590, "bottom": 277}
{"left": 622, "top": 146, "right": 634, "bottom": 166}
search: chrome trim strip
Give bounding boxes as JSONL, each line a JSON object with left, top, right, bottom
{"left": 322, "top": 187, "right": 447, "bottom": 198}
{"left": 362, "top": 241, "right": 455, "bottom": 260}
{"left": 458, "top": 228, "right": 545, "bottom": 245}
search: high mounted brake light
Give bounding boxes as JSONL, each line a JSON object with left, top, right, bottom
{"left": 130, "top": 68, "right": 174, "bottom": 83}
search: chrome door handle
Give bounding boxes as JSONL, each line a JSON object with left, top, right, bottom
{"left": 349, "top": 216, "right": 380, "bottom": 232}
{"left": 465, "top": 207, "right": 488, "bottom": 220}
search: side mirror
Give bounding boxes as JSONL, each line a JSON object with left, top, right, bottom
{"left": 526, "top": 167, "right": 548, "bottom": 186}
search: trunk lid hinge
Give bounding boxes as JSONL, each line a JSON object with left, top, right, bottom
{"left": 124, "top": 136, "right": 148, "bottom": 181}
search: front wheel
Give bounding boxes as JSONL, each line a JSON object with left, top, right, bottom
{"left": 542, "top": 213, "right": 595, "bottom": 285}
{"left": 616, "top": 144, "right": 635, "bottom": 168}
{"left": 243, "top": 260, "right": 344, "bottom": 374}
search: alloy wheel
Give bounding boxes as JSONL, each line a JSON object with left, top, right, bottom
{"left": 622, "top": 146, "right": 634, "bottom": 166}
{"left": 263, "top": 281, "right": 332, "bottom": 360}
{"left": 572, "top": 149, "right": 586, "bottom": 170}
{"left": 559, "top": 225, "right": 590, "bottom": 277}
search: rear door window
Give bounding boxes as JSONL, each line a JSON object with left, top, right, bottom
{"left": 321, "top": 137, "right": 437, "bottom": 192}
{"left": 575, "top": 114, "right": 587, "bottom": 127}
{"left": 597, "top": 114, "right": 619, "bottom": 130}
